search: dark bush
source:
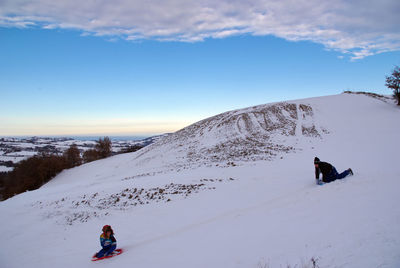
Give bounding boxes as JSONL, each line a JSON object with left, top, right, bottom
{"left": 83, "top": 149, "right": 100, "bottom": 163}
{"left": 0, "top": 172, "right": 7, "bottom": 188}
{"left": 119, "top": 145, "right": 144, "bottom": 154}
{"left": 83, "top": 137, "right": 112, "bottom": 163}
{"left": 1, "top": 153, "right": 67, "bottom": 200}
{"left": 95, "top": 137, "right": 112, "bottom": 158}
{"left": 64, "top": 144, "right": 82, "bottom": 168}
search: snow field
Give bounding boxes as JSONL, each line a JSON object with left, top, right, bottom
{"left": 0, "top": 93, "right": 399, "bottom": 268}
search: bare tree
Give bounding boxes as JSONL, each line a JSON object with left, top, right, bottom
{"left": 63, "top": 144, "right": 82, "bottom": 168}
{"left": 385, "top": 65, "right": 400, "bottom": 105}
{"left": 95, "top": 137, "right": 112, "bottom": 159}
{"left": 83, "top": 149, "right": 99, "bottom": 163}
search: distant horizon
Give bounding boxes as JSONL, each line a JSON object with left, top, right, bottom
{"left": 0, "top": 90, "right": 396, "bottom": 136}
{"left": 0, "top": 134, "right": 160, "bottom": 140}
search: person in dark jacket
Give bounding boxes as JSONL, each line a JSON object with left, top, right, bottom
{"left": 96, "top": 225, "right": 117, "bottom": 258}
{"left": 314, "top": 157, "right": 353, "bottom": 185}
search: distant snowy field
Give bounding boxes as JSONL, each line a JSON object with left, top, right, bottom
{"left": 0, "top": 135, "right": 164, "bottom": 171}
{"left": 0, "top": 166, "right": 13, "bottom": 172}
{"left": 0, "top": 93, "right": 399, "bottom": 268}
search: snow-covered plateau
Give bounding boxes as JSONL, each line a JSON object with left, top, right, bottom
{"left": 0, "top": 93, "right": 399, "bottom": 268}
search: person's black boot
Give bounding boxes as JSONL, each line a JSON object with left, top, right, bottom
{"left": 348, "top": 168, "right": 353, "bottom": 176}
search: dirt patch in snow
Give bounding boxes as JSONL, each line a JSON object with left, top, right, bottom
{"left": 32, "top": 178, "right": 235, "bottom": 225}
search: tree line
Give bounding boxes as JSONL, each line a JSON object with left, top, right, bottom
{"left": 0, "top": 137, "right": 143, "bottom": 201}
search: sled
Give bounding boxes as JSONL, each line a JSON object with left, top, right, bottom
{"left": 91, "top": 248, "right": 123, "bottom": 261}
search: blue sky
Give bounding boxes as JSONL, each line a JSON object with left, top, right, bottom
{"left": 1, "top": 0, "right": 399, "bottom": 136}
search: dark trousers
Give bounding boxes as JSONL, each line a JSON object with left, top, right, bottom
{"left": 96, "top": 244, "right": 116, "bottom": 258}
{"left": 324, "top": 167, "right": 350, "bottom": 183}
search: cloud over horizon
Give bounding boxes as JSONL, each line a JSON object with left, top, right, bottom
{"left": 1, "top": 0, "right": 399, "bottom": 59}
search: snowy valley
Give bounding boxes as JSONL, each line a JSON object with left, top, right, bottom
{"left": 0, "top": 135, "right": 165, "bottom": 172}
{"left": 0, "top": 93, "right": 399, "bottom": 268}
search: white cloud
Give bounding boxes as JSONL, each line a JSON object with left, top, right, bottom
{"left": 1, "top": 0, "right": 399, "bottom": 59}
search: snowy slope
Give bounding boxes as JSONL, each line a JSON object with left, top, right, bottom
{"left": 1, "top": 93, "right": 399, "bottom": 268}
{"left": 132, "top": 100, "right": 327, "bottom": 170}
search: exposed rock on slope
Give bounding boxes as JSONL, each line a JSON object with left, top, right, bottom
{"left": 134, "top": 101, "right": 326, "bottom": 169}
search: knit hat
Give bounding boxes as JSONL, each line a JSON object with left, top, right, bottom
{"left": 102, "top": 225, "right": 113, "bottom": 234}
{"left": 314, "top": 157, "right": 320, "bottom": 164}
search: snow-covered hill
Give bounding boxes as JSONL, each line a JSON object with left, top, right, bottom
{"left": 133, "top": 101, "right": 326, "bottom": 170}
{"left": 1, "top": 93, "right": 399, "bottom": 268}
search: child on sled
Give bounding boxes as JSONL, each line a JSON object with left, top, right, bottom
{"left": 95, "top": 225, "right": 117, "bottom": 258}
